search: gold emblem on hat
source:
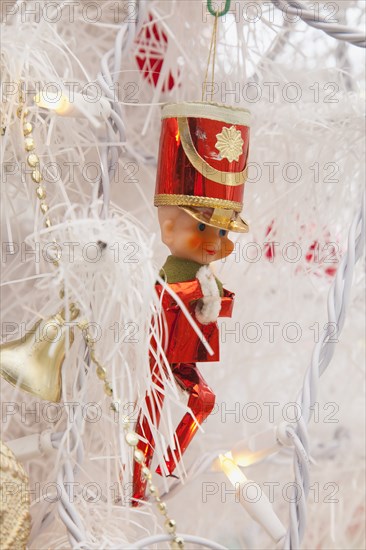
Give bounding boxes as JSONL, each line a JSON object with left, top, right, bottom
{"left": 215, "top": 125, "right": 244, "bottom": 162}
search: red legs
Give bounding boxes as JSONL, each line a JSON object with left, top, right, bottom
{"left": 132, "top": 362, "right": 215, "bottom": 503}
{"left": 156, "top": 363, "right": 215, "bottom": 476}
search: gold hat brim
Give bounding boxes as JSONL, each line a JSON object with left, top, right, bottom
{"left": 179, "top": 206, "right": 249, "bottom": 234}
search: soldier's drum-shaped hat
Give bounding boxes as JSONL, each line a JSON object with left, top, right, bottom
{"left": 154, "top": 101, "right": 251, "bottom": 233}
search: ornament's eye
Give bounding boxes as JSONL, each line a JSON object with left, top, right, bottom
{"left": 219, "top": 229, "right": 227, "bottom": 237}
{"left": 198, "top": 223, "right": 206, "bottom": 232}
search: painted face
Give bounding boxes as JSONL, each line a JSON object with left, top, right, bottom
{"left": 158, "top": 206, "right": 234, "bottom": 264}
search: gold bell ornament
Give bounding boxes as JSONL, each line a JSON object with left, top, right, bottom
{"left": 0, "top": 305, "right": 79, "bottom": 403}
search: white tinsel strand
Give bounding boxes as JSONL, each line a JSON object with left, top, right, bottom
{"left": 25, "top": 203, "right": 179, "bottom": 548}
{"left": 96, "top": 0, "right": 148, "bottom": 218}
{"left": 47, "top": 5, "right": 148, "bottom": 541}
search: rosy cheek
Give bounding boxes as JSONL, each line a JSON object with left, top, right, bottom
{"left": 226, "top": 240, "right": 234, "bottom": 254}
{"left": 187, "top": 235, "right": 203, "bottom": 250}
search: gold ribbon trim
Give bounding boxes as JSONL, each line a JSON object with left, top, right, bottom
{"left": 177, "top": 117, "right": 247, "bottom": 187}
{"left": 162, "top": 102, "right": 251, "bottom": 126}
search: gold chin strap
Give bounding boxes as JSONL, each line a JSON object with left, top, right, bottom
{"left": 210, "top": 208, "right": 234, "bottom": 229}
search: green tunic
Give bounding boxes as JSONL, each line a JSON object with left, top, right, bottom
{"left": 159, "top": 255, "right": 224, "bottom": 297}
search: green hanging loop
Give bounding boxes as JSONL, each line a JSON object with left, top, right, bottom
{"left": 207, "top": 0, "right": 231, "bottom": 17}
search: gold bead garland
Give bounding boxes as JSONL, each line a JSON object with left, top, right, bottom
{"left": 17, "top": 88, "right": 184, "bottom": 549}
{"left": 18, "top": 85, "right": 51, "bottom": 231}
{"left": 78, "top": 320, "right": 184, "bottom": 549}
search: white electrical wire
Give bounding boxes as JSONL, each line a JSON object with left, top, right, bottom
{"left": 127, "top": 533, "right": 228, "bottom": 550}
{"left": 56, "top": 343, "right": 91, "bottom": 548}
{"left": 270, "top": 0, "right": 366, "bottom": 47}
{"left": 283, "top": 194, "right": 365, "bottom": 550}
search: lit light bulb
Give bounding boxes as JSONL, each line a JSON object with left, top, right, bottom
{"left": 219, "top": 452, "right": 247, "bottom": 484}
{"left": 219, "top": 451, "right": 286, "bottom": 543}
{"left": 34, "top": 92, "right": 71, "bottom": 114}
{"left": 34, "top": 91, "right": 111, "bottom": 128}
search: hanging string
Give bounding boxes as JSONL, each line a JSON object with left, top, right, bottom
{"left": 202, "top": 13, "right": 219, "bottom": 101}
{"left": 211, "top": 14, "right": 219, "bottom": 97}
{"left": 202, "top": 1, "right": 231, "bottom": 101}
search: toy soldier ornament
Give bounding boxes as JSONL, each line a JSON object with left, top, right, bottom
{"left": 133, "top": 101, "right": 251, "bottom": 503}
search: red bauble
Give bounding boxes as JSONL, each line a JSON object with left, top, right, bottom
{"left": 264, "top": 220, "right": 276, "bottom": 261}
{"left": 263, "top": 220, "right": 340, "bottom": 278}
{"left": 135, "top": 14, "right": 176, "bottom": 91}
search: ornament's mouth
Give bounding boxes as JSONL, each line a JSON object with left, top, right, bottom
{"left": 205, "top": 248, "right": 216, "bottom": 256}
